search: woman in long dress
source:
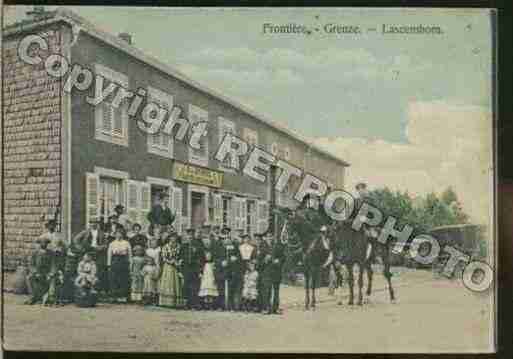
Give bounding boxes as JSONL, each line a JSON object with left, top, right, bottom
{"left": 107, "top": 226, "right": 132, "bottom": 303}
{"left": 198, "top": 251, "right": 218, "bottom": 310}
{"left": 158, "top": 233, "right": 185, "bottom": 308}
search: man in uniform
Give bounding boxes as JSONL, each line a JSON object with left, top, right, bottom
{"left": 218, "top": 227, "right": 243, "bottom": 311}
{"left": 259, "top": 231, "right": 286, "bottom": 315}
{"left": 181, "top": 228, "right": 203, "bottom": 310}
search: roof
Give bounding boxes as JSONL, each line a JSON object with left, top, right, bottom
{"left": 4, "top": 8, "right": 350, "bottom": 167}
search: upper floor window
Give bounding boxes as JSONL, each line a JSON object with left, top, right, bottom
{"left": 94, "top": 64, "right": 129, "bottom": 147}
{"left": 283, "top": 146, "right": 291, "bottom": 161}
{"left": 188, "top": 104, "right": 209, "bottom": 167}
{"left": 147, "top": 86, "right": 174, "bottom": 159}
{"left": 243, "top": 128, "right": 258, "bottom": 149}
{"left": 218, "top": 117, "right": 236, "bottom": 171}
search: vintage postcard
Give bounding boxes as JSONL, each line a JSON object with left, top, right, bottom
{"left": 1, "top": 6, "right": 496, "bottom": 353}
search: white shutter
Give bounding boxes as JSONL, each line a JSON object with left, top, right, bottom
{"left": 271, "top": 143, "right": 278, "bottom": 156}
{"left": 172, "top": 187, "right": 183, "bottom": 234}
{"left": 214, "top": 193, "right": 222, "bottom": 226}
{"left": 250, "top": 202, "right": 258, "bottom": 236}
{"left": 257, "top": 200, "right": 269, "bottom": 234}
{"left": 126, "top": 180, "right": 140, "bottom": 224}
{"left": 101, "top": 102, "right": 113, "bottom": 134}
{"left": 113, "top": 105, "right": 123, "bottom": 136}
{"left": 140, "top": 182, "right": 151, "bottom": 232}
{"left": 85, "top": 173, "right": 100, "bottom": 226}
{"left": 228, "top": 198, "right": 235, "bottom": 230}
{"left": 241, "top": 198, "right": 248, "bottom": 233}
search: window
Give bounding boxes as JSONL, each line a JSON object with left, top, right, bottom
{"left": 147, "top": 87, "right": 173, "bottom": 158}
{"left": 188, "top": 104, "right": 209, "bottom": 167}
{"left": 218, "top": 117, "right": 236, "bottom": 171}
{"left": 222, "top": 197, "right": 232, "bottom": 229}
{"left": 94, "top": 64, "right": 129, "bottom": 147}
{"left": 86, "top": 172, "right": 125, "bottom": 226}
{"left": 232, "top": 197, "right": 247, "bottom": 233}
{"left": 243, "top": 128, "right": 258, "bottom": 148}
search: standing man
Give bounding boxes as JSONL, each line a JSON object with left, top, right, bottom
{"left": 114, "top": 204, "right": 131, "bottom": 231}
{"left": 219, "top": 227, "right": 243, "bottom": 311}
{"left": 147, "top": 192, "right": 175, "bottom": 235}
{"left": 25, "top": 237, "right": 53, "bottom": 305}
{"left": 259, "top": 231, "right": 286, "bottom": 315}
{"left": 181, "top": 228, "right": 203, "bottom": 310}
{"left": 72, "top": 217, "right": 109, "bottom": 295}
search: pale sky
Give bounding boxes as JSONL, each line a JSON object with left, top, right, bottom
{"left": 3, "top": 6, "right": 495, "bottom": 224}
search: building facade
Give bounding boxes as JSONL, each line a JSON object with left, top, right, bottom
{"left": 2, "top": 9, "right": 349, "bottom": 269}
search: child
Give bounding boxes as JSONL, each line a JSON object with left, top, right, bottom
{"left": 75, "top": 252, "right": 98, "bottom": 290}
{"left": 130, "top": 245, "right": 146, "bottom": 303}
{"left": 242, "top": 260, "right": 259, "bottom": 312}
{"left": 145, "top": 238, "right": 161, "bottom": 269}
{"left": 198, "top": 251, "right": 218, "bottom": 310}
{"left": 142, "top": 256, "right": 160, "bottom": 305}
{"left": 74, "top": 252, "right": 98, "bottom": 307}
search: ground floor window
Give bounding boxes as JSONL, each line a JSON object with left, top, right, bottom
{"left": 100, "top": 177, "right": 124, "bottom": 224}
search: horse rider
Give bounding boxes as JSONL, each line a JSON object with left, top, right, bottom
{"left": 354, "top": 182, "right": 374, "bottom": 260}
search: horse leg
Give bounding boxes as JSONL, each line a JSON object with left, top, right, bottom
{"left": 311, "top": 270, "right": 317, "bottom": 310}
{"left": 335, "top": 263, "right": 344, "bottom": 305}
{"left": 366, "top": 261, "right": 374, "bottom": 297}
{"left": 357, "top": 263, "right": 364, "bottom": 306}
{"left": 347, "top": 264, "right": 354, "bottom": 305}
{"left": 304, "top": 271, "right": 310, "bottom": 310}
{"left": 383, "top": 253, "right": 396, "bottom": 302}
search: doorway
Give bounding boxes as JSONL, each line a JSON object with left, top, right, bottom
{"left": 191, "top": 191, "right": 206, "bottom": 229}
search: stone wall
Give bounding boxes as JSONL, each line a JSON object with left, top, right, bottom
{"left": 3, "top": 27, "right": 63, "bottom": 270}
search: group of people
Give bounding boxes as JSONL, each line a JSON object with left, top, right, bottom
{"left": 25, "top": 193, "right": 287, "bottom": 315}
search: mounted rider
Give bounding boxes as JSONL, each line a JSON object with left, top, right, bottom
{"left": 353, "top": 182, "right": 375, "bottom": 261}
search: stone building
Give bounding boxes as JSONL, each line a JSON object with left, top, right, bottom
{"left": 2, "top": 8, "right": 349, "bottom": 269}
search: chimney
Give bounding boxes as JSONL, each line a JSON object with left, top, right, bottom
{"left": 118, "top": 32, "right": 132, "bottom": 45}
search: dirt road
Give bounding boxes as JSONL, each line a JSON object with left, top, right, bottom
{"left": 2, "top": 270, "right": 493, "bottom": 353}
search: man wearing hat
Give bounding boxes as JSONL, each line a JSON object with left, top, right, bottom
{"left": 71, "top": 217, "right": 109, "bottom": 295}
{"left": 25, "top": 236, "right": 53, "bottom": 304}
{"left": 147, "top": 192, "right": 175, "bottom": 234}
{"left": 217, "top": 227, "right": 243, "bottom": 311}
{"left": 181, "top": 228, "right": 204, "bottom": 310}
{"left": 259, "top": 231, "right": 286, "bottom": 314}
{"left": 113, "top": 204, "right": 131, "bottom": 231}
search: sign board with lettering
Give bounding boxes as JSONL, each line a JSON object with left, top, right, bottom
{"left": 173, "top": 161, "right": 223, "bottom": 188}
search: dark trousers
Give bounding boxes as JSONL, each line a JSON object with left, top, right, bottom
{"left": 223, "top": 278, "right": 241, "bottom": 311}
{"left": 262, "top": 279, "right": 281, "bottom": 313}
{"left": 184, "top": 272, "right": 201, "bottom": 308}
{"left": 28, "top": 274, "right": 49, "bottom": 303}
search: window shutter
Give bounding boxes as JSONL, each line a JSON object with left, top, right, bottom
{"left": 113, "top": 105, "right": 123, "bottom": 136}
{"left": 139, "top": 182, "right": 151, "bottom": 232}
{"left": 241, "top": 198, "right": 247, "bottom": 234}
{"left": 214, "top": 193, "right": 222, "bottom": 226}
{"left": 85, "top": 173, "right": 100, "bottom": 226}
{"left": 102, "top": 103, "right": 113, "bottom": 134}
{"left": 250, "top": 202, "right": 258, "bottom": 236}
{"left": 227, "top": 198, "right": 235, "bottom": 230}
{"left": 172, "top": 187, "right": 183, "bottom": 234}
{"left": 257, "top": 200, "right": 269, "bottom": 234}
{"left": 271, "top": 143, "right": 278, "bottom": 156}
{"left": 126, "top": 180, "right": 140, "bottom": 224}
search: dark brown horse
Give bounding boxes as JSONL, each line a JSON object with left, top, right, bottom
{"left": 328, "top": 221, "right": 396, "bottom": 305}
{"left": 282, "top": 207, "right": 332, "bottom": 310}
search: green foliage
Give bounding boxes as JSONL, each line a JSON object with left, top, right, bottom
{"left": 368, "top": 186, "right": 470, "bottom": 233}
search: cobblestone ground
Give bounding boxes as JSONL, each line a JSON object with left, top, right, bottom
{"left": 2, "top": 268, "right": 494, "bottom": 353}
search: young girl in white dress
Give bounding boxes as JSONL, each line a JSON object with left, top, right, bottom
{"left": 198, "top": 251, "right": 218, "bottom": 310}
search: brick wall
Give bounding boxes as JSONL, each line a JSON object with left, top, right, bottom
{"left": 2, "top": 27, "right": 63, "bottom": 270}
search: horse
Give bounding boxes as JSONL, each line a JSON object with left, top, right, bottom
{"left": 328, "top": 220, "right": 396, "bottom": 306}
{"left": 281, "top": 207, "right": 333, "bottom": 310}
